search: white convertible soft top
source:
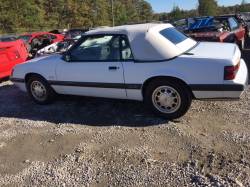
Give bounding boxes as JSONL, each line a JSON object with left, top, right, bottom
{"left": 86, "top": 23, "right": 197, "bottom": 61}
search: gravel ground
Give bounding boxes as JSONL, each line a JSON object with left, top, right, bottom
{"left": 0, "top": 43, "right": 250, "bottom": 186}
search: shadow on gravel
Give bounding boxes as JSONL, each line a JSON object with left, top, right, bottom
{"left": 0, "top": 85, "right": 168, "bottom": 127}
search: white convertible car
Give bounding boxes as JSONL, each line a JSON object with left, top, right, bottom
{"left": 11, "top": 24, "right": 248, "bottom": 119}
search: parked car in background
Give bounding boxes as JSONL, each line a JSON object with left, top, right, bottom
{"left": 0, "top": 35, "right": 18, "bottom": 42}
{"left": 18, "top": 32, "right": 65, "bottom": 58}
{"left": 185, "top": 16, "right": 246, "bottom": 49}
{"left": 0, "top": 40, "right": 28, "bottom": 80}
{"left": 64, "top": 29, "right": 88, "bottom": 41}
{"left": 240, "top": 12, "right": 250, "bottom": 37}
{"left": 18, "top": 32, "right": 64, "bottom": 44}
{"left": 11, "top": 24, "right": 248, "bottom": 119}
{"left": 216, "top": 14, "right": 250, "bottom": 38}
{"left": 35, "top": 29, "right": 87, "bottom": 57}
{"left": 36, "top": 40, "right": 74, "bottom": 57}
{"left": 173, "top": 18, "right": 195, "bottom": 32}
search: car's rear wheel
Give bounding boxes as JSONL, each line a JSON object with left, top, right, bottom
{"left": 27, "top": 76, "right": 55, "bottom": 104}
{"left": 145, "top": 79, "right": 192, "bottom": 119}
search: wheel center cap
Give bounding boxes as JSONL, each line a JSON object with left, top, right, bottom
{"left": 159, "top": 94, "right": 173, "bottom": 106}
{"left": 34, "top": 87, "right": 43, "bottom": 95}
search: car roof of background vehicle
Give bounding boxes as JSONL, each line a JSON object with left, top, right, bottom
{"left": 86, "top": 23, "right": 197, "bottom": 61}
{"left": 0, "top": 35, "right": 17, "bottom": 42}
{"left": 20, "top": 32, "right": 57, "bottom": 37}
{"left": 215, "top": 15, "right": 239, "bottom": 20}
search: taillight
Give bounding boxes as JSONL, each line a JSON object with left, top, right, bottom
{"left": 224, "top": 62, "right": 240, "bottom": 80}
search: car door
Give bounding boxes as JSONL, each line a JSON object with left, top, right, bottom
{"left": 54, "top": 34, "right": 127, "bottom": 99}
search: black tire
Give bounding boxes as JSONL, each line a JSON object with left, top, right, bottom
{"left": 144, "top": 79, "right": 192, "bottom": 120}
{"left": 26, "top": 75, "right": 55, "bottom": 104}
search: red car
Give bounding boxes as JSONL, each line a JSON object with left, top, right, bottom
{"left": 186, "top": 16, "right": 246, "bottom": 49}
{"left": 18, "top": 32, "right": 64, "bottom": 44}
{"left": 0, "top": 40, "right": 29, "bottom": 79}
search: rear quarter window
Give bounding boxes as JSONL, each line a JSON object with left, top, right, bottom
{"left": 160, "top": 28, "right": 188, "bottom": 44}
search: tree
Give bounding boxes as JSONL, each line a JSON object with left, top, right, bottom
{"left": 239, "top": 0, "right": 249, "bottom": 12}
{"left": 0, "top": 0, "right": 44, "bottom": 33}
{"left": 198, "top": 0, "right": 218, "bottom": 16}
{"left": 136, "top": 0, "right": 153, "bottom": 22}
{"left": 169, "top": 6, "right": 183, "bottom": 21}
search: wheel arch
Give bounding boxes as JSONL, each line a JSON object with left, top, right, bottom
{"left": 141, "top": 76, "right": 194, "bottom": 99}
{"left": 24, "top": 73, "right": 48, "bottom": 83}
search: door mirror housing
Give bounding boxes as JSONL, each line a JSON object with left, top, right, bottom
{"left": 62, "top": 52, "right": 71, "bottom": 62}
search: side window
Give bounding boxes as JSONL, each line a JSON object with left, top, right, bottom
{"left": 70, "top": 35, "right": 120, "bottom": 61}
{"left": 120, "top": 36, "right": 133, "bottom": 60}
{"left": 229, "top": 18, "right": 239, "bottom": 30}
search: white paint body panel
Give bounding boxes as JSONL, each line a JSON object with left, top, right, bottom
{"left": 55, "top": 60, "right": 127, "bottom": 99}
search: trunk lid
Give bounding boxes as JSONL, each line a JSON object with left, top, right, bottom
{"left": 186, "top": 42, "right": 240, "bottom": 64}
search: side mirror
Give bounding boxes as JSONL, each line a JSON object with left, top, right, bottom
{"left": 65, "top": 54, "right": 71, "bottom": 62}
{"left": 63, "top": 53, "right": 71, "bottom": 62}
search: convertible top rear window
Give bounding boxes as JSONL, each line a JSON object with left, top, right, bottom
{"left": 160, "top": 28, "right": 188, "bottom": 44}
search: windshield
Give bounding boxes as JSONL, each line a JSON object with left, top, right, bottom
{"left": 18, "top": 35, "right": 32, "bottom": 43}
{"left": 160, "top": 27, "right": 189, "bottom": 44}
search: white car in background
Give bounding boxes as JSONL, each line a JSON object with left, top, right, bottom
{"left": 11, "top": 23, "right": 248, "bottom": 119}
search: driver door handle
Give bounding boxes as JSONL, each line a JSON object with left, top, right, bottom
{"left": 109, "top": 66, "right": 120, "bottom": 70}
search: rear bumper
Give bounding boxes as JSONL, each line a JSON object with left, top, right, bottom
{"left": 229, "top": 58, "right": 249, "bottom": 98}
{"left": 192, "top": 59, "right": 248, "bottom": 100}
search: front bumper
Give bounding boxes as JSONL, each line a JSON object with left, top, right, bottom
{"left": 10, "top": 77, "right": 27, "bottom": 92}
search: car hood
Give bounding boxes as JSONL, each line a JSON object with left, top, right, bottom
{"left": 27, "top": 54, "right": 62, "bottom": 64}
{"left": 186, "top": 42, "right": 240, "bottom": 63}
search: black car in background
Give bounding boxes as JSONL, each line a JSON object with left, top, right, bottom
{"left": 64, "top": 29, "right": 88, "bottom": 41}
{"left": 0, "top": 35, "right": 17, "bottom": 42}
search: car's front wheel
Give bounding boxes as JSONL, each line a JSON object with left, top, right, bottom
{"left": 145, "top": 79, "right": 192, "bottom": 119}
{"left": 27, "top": 76, "right": 55, "bottom": 104}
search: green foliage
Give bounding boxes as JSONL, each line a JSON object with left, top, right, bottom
{"left": 0, "top": 0, "right": 44, "bottom": 33}
{"left": 198, "top": 0, "right": 218, "bottom": 16}
{"left": 166, "top": 2, "right": 250, "bottom": 22}
{"left": 0, "top": 0, "right": 154, "bottom": 34}
{"left": 1, "top": 0, "right": 250, "bottom": 34}
{"left": 239, "top": 0, "right": 249, "bottom": 12}
{"left": 169, "top": 6, "right": 183, "bottom": 20}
